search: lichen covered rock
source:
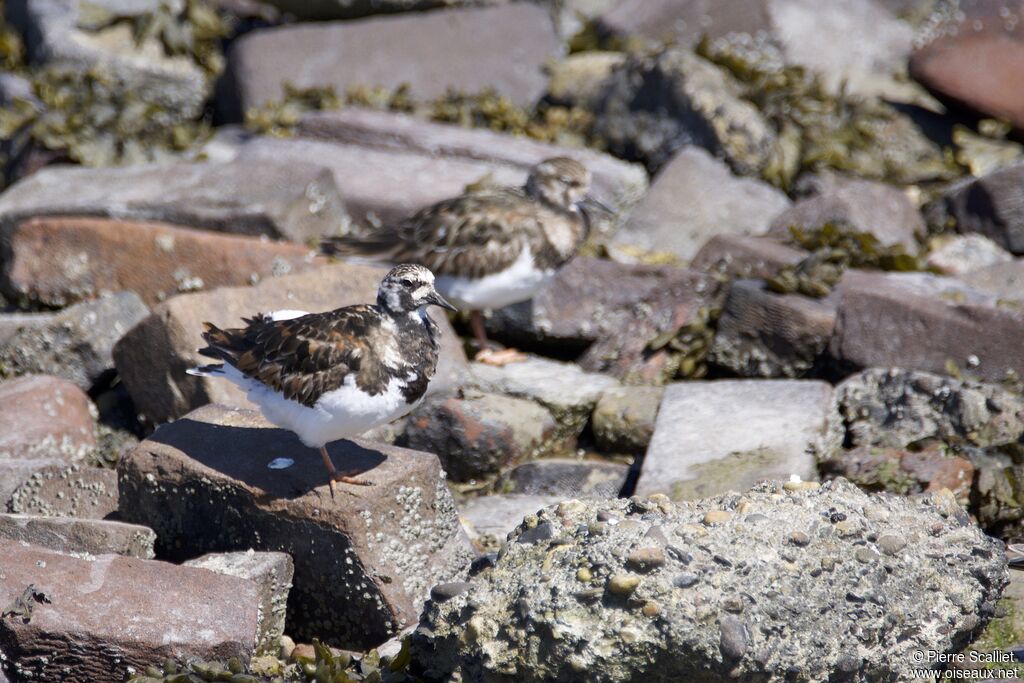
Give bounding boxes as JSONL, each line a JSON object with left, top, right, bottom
{"left": 414, "top": 481, "right": 1007, "bottom": 682}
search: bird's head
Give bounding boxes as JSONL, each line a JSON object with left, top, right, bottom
{"left": 525, "top": 157, "right": 592, "bottom": 211}
{"left": 378, "top": 264, "right": 457, "bottom": 315}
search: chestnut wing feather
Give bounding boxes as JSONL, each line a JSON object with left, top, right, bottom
{"left": 199, "top": 306, "right": 383, "bottom": 408}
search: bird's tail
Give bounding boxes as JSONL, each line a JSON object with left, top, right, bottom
{"left": 187, "top": 321, "right": 252, "bottom": 377}
{"left": 321, "top": 232, "right": 402, "bottom": 261}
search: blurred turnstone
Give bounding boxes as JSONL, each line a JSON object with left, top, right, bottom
{"left": 322, "top": 157, "right": 607, "bottom": 365}
{"left": 187, "top": 264, "right": 456, "bottom": 493}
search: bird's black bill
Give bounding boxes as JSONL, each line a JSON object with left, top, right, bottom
{"left": 427, "top": 291, "right": 458, "bottom": 312}
{"left": 581, "top": 194, "right": 614, "bottom": 216}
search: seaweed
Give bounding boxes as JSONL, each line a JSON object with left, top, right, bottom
{"left": 0, "top": 64, "right": 212, "bottom": 172}
{"left": 695, "top": 34, "right": 962, "bottom": 190}
{"left": 765, "top": 223, "right": 923, "bottom": 298}
{"left": 243, "top": 83, "right": 595, "bottom": 147}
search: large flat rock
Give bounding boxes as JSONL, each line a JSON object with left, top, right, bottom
{"left": 113, "top": 261, "right": 467, "bottom": 424}
{"left": 0, "top": 539, "right": 259, "bottom": 682}
{"left": 487, "top": 257, "right": 721, "bottom": 383}
{"left": 295, "top": 108, "right": 647, "bottom": 216}
{"left": 1, "top": 216, "right": 323, "bottom": 308}
{"left": 234, "top": 113, "right": 646, "bottom": 229}
{"left": 220, "top": 4, "right": 561, "bottom": 120}
{"left": 829, "top": 270, "right": 1024, "bottom": 383}
{"left": 610, "top": 147, "right": 790, "bottom": 262}
{"left": 635, "top": 380, "right": 840, "bottom": 500}
{"left": 0, "top": 160, "right": 350, "bottom": 244}
{"left": 117, "top": 404, "right": 475, "bottom": 649}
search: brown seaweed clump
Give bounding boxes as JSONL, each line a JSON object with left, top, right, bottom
{"left": 695, "top": 35, "right": 961, "bottom": 191}
{"left": 766, "top": 222, "right": 923, "bottom": 298}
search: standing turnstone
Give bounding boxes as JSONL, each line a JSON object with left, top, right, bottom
{"left": 322, "top": 157, "right": 607, "bottom": 365}
{"left": 187, "top": 264, "right": 456, "bottom": 493}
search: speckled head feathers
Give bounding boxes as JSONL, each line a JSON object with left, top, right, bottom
{"left": 377, "top": 264, "right": 455, "bottom": 315}
{"left": 525, "top": 157, "right": 591, "bottom": 211}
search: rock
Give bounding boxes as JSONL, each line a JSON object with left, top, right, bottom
{"left": 635, "top": 380, "right": 840, "bottom": 500}
{"left": 6, "top": 0, "right": 208, "bottom": 117}
{"left": 767, "top": 176, "right": 923, "bottom": 251}
{"left": 546, "top": 51, "right": 625, "bottom": 110}
{"left": 414, "top": 480, "right": 1007, "bottom": 682}
{"left": 834, "top": 367, "right": 1024, "bottom": 449}
{"left": 468, "top": 356, "right": 619, "bottom": 439}
{"left": 0, "top": 458, "right": 64, "bottom": 510}
{"left": 0, "top": 539, "right": 259, "bottom": 681}
{"left": 821, "top": 443, "right": 975, "bottom": 499}
{"left": 709, "top": 279, "right": 837, "bottom": 378}
{"left": 0, "top": 375, "right": 96, "bottom": 462}
{"left": 258, "top": 0, "right": 494, "bottom": 20}
{"left": 592, "top": 385, "right": 664, "bottom": 455}
{"left": 0, "top": 293, "right": 149, "bottom": 391}
{"left": 829, "top": 270, "right": 1024, "bottom": 383}
{"left": 610, "top": 147, "right": 791, "bottom": 263}
{"left": 0, "top": 311, "right": 54, "bottom": 347}
{"left": 117, "top": 404, "right": 474, "bottom": 648}
{"left": 402, "top": 390, "right": 561, "bottom": 482}
{"left": 690, "top": 234, "right": 808, "bottom": 280}
{"left": 594, "top": 49, "right": 777, "bottom": 173}
{"left": 928, "top": 163, "right": 1024, "bottom": 254}
{"left": 113, "top": 261, "right": 467, "bottom": 424}
{"left": 497, "top": 459, "right": 629, "bottom": 499}
{"left": 220, "top": 4, "right": 561, "bottom": 120}
{"left": 927, "top": 234, "right": 1014, "bottom": 276}
{"left": 184, "top": 550, "right": 294, "bottom": 655}
{"left": 960, "top": 259, "right": 1024, "bottom": 302}
{"left": 457, "top": 493, "right": 562, "bottom": 552}
{"left": 1, "top": 216, "right": 323, "bottom": 307}
{"left": 8, "top": 463, "right": 119, "bottom": 519}
{"left": 0, "top": 160, "right": 350, "bottom": 244}
{"left": 597, "top": 0, "right": 915, "bottom": 99}
{"left": 910, "top": 0, "right": 1024, "bottom": 129}
{"left": 488, "top": 258, "right": 721, "bottom": 384}
{"left": 235, "top": 108, "right": 647, "bottom": 228}
{"left": 0, "top": 513, "right": 155, "bottom": 558}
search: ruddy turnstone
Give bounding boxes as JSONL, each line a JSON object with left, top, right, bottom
{"left": 322, "top": 157, "right": 606, "bottom": 365}
{"left": 187, "top": 264, "right": 456, "bottom": 493}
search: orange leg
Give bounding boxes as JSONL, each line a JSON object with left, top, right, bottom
{"left": 469, "top": 310, "right": 526, "bottom": 366}
{"left": 319, "top": 446, "right": 373, "bottom": 497}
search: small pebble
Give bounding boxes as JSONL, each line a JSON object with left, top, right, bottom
{"left": 607, "top": 574, "right": 641, "bottom": 596}
{"left": 626, "top": 547, "right": 666, "bottom": 572}
{"left": 431, "top": 582, "right": 473, "bottom": 602}
{"left": 642, "top": 601, "right": 661, "bottom": 617}
{"left": 703, "top": 510, "right": 733, "bottom": 525}
{"left": 577, "top": 567, "right": 593, "bottom": 582}
{"left": 855, "top": 547, "right": 879, "bottom": 564}
{"left": 673, "top": 573, "right": 699, "bottom": 588}
{"left": 877, "top": 534, "right": 906, "bottom": 556}
{"left": 789, "top": 531, "right": 811, "bottom": 547}
{"left": 784, "top": 480, "right": 820, "bottom": 492}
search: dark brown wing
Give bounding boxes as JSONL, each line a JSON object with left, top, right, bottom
{"left": 325, "top": 190, "right": 543, "bottom": 279}
{"left": 198, "top": 306, "right": 386, "bottom": 407}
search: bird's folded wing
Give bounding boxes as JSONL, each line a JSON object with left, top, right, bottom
{"left": 213, "top": 307, "right": 380, "bottom": 408}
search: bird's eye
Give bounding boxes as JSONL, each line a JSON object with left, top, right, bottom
{"left": 399, "top": 278, "right": 413, "bottom": 287}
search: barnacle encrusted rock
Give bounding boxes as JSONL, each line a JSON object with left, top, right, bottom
{"left": 413, "top": 480, "right": 1007, "bottom": 682}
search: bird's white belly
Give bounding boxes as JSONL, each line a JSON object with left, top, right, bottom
{"left": 436, "top": 246, "right": 555, "bottom": 310}
{"left": 223, "top": 366, "right": 414, "bottom": 448}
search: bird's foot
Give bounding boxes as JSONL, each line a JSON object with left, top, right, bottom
{"left": 475, "top": 347, "right": 528, "bottom": 366}
{"left": 326, "top": 472, "right": 374, "bottom": 497}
